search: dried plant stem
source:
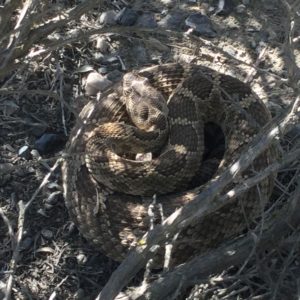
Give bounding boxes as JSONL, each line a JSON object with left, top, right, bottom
{"left": 3, "top": 158, "right": 62, "bottom": 300}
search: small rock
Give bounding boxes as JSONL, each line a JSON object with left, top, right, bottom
{"left": 115, "top": 8, "right": 138, "bottom": 26}
{"left": 185, "top": 13, "right": 217, "bottom": 38}
{"left": 18, "top": 145, "right": 32, "bottom": 160}
{"left": 34, "top": 133, "right": 65, "bottom": 154}
{"left": 85, "top": 72, "right": 113, "bottom": 95}
{"left": 215, "top": 0, "right": 235, "bottom": 16}
{"left": 158, "top": 10, "right": 188, "bottom": 30}
{"left": 99, "top": 10, "right": 117, "bottom": 25}
{"left": 20, "top": 236, "right": 33, "bottom": 251}
{"left": 236, "top": 4, "right": 246, "bottom": 13}
{"left": 76, "top": 253, "right": 88, "bottom": 265}
{"left": 41, "top": 229, "right": 54, "bottom": 240}
{"left": 160, "top": 0, "right": 174, "bottom": 8}
{"left": 136, "top": 12, "right": 157, "bottom": 28}
{"left": 30, "top": 149, "right": 41, "bottom": 159}
{"left": 77, "top": 65, "right": 94, "bottom": 73}
{"left": 95, "top": 37, "right": 109, "bottom": 53}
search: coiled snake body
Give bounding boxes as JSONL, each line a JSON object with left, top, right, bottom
{"left": 62, "top": 64, "right": 276, "bottom": 265}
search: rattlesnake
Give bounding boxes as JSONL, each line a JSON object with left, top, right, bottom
{"left": 62, "top": 63, "right": 276, "bottom": 266}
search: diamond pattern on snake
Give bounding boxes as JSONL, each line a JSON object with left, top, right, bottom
{"left": 62, "top": 63, "right": 277, "bottom": 265}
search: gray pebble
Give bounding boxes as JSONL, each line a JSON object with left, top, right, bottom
{"left": 158, "top": 10, "right": 188, "bottom": 30}
{"left": 20, "top": 236, "right": 33, "bottom": 251}
{"left": 215, "top": 0, "right": 235, "bottom": 16}
{"left": 18, "top": 145, "right": 32, "bottom": 160}
{"left": 41, "top": 229, "right": 54, "bottom": 240}
{"left": 77, "top": 65, "right": 94, "bottom": 73}
{"left": 76, "top": 253, "right": 88, "bottom": 265}
{"left": 99, "top": 10, "right": 117, "bottom": 25}
{"left": 96, "top": 37, "right": 109, "bottom": 53}
{"left": 185, "top": 13, "right": 217, "bottom": 38}
{"left": 85, "top": 72, "right": 113, "bottom": 95}
{"left": 34, "top": 133, "right": 65, "bottom": 154}
{"left": 136, "top": 12, "right": 157, "bottom": 28}
{"left": 115, "top": 8, "right": 138, "bottom": 26}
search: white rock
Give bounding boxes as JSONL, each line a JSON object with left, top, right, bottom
{"left": 85, "top": 72, "right": 112, "bottom": 95}
{"left": 99, "top": 10, "right": 117, "bottom": 25}
{"left": 95, "top": 37, "right": 109, "bottom": 53}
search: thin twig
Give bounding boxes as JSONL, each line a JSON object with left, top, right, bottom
{"left": 4, "top": 158, "right": 62, "bottom": 300}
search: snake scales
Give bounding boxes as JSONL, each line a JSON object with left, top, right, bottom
{"left": 62, "top": 63, "right": 276, "bottom": 266}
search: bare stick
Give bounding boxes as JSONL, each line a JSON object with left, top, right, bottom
{"left": 3, "top": 158, "right": 62, "bottom": 300}
{"left": 0, "top": 208, "right": 15, "bottom": 247}
{"left": 0, "top": 0, "right": 105, "bottom": 75}
{"left": 121, "top": 181, "right": 300, "bottom": 300}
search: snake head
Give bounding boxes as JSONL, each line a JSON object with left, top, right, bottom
{"left": 122, "top": 72, "right": 169, "bottom": 133}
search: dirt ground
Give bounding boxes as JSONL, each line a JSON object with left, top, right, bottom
{"left": 0, "top": 0, "right": 300, "bottom": 299}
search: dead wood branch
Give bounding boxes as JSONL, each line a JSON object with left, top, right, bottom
{"left": 0, "top": 0, "right": 105, "bottom": 77}
{"left": 3, "top": 158, "right": 62, "bottom": 300}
